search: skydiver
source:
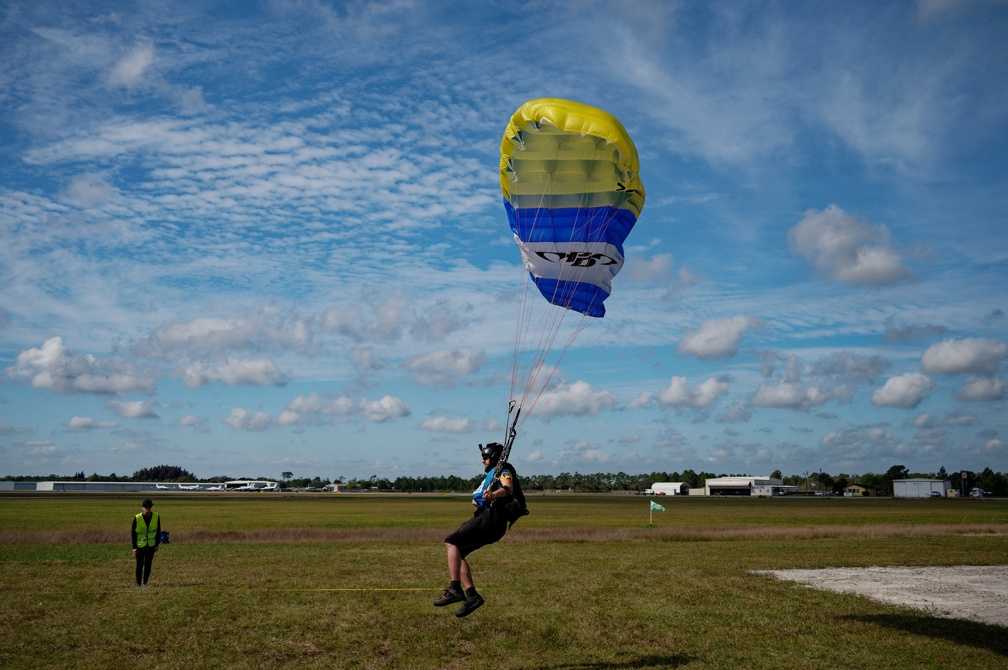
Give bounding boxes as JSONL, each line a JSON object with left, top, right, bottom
{"left": 434, "top": 441, "right": 527, "bottom": 617}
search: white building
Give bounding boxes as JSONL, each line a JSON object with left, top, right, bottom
{"left": 704, "top": 476, "right": 784, "bottom": 496}
{"left": 893, "top": 479, "right": 950, "bottom": 498}
{"left": 647, "top": 482, "right": 689, "bottom": 496}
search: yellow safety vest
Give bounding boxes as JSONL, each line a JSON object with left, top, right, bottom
{"left": 135, "top": 512, "right": 159, "bottom": 548}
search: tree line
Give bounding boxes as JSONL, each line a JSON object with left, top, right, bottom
{"left": 4, "top": 463, "right": 1005, "bottom": 496}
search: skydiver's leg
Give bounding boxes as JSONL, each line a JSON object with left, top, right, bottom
{"left": 460, "top": 558, "right": 474, "bottom": 591}
{"left": 446, "top": 541, "right": 462, "bottom": 582}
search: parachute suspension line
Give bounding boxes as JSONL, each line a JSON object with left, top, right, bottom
{"left": 508, "top": 130, "right": 615, "bottom": 435}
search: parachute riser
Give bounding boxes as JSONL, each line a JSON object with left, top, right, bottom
{"left": 495, "top": 403, "right": 521, "bottom": 478}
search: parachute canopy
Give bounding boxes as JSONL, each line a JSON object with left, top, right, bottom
{"left": 500, "top": 98, "right": 645, "bottom": 318}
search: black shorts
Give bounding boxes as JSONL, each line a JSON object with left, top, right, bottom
{"left": 445, "top": 507, "right": 508, "bottom": 558}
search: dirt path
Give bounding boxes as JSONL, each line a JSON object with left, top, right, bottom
{"left": 756, "top": 565, "right": 1008, "bottom": 627}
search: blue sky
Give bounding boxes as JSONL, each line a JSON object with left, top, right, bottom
{"left": 1, "top": 0, "right": 1006, "bottom": 481}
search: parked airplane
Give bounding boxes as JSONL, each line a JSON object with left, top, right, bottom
{"left": 177, "top": 483, "right": 199, "bottom": 490}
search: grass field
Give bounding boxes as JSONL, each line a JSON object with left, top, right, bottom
{"left": 1, "top": 493, "right": 1006, "bottom": 669}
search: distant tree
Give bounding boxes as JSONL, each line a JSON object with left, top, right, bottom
{"left": 132, "top": 465, "right": 197, "bottom": 482}
{"left": 880, "top": 465, "right": 909, "bottom": 495}
{"left": 281, "top": 471, "right": 293, "bottom": 481}
{"left": 771, "top": 469, "right": 783, "bottom": 480}
{"left": 977, "top": 468, "right": 1007, "bottom": 496}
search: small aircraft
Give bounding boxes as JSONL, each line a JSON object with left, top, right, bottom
{"left": 155, "top": 484, "right": 172, "bottom": 490}
{"left": 207, "top": 485, "right": 224, "bottom": 491}
{"left": 177, "top": 483, "right": 199, "bottom": 491}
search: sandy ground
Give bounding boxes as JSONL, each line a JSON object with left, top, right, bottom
{"left": 756, "top": 565, "right": 1008, "bottom": 627}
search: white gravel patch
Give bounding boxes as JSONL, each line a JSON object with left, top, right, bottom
{"left": 756, "top": 565, "right": 1008, "bottom": 627}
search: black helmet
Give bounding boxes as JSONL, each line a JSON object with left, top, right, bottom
{"left": 479, "top": 442, "right": 504, "bottom": 471}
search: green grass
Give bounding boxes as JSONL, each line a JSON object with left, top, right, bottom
{"left": 1, "top": 493, "right": 1006, "bottom": 669}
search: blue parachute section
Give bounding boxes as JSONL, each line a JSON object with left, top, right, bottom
{"left": 503, "top": 202, "right": 638, "bottom": 317}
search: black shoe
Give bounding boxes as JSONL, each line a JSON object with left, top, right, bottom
{"left": 434, "top": 587, "right": 464, "bottom": 607}
{"left": 455, "top": 593, "right": 484, "bottom": 617}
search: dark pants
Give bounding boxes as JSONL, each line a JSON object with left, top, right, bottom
{"left": 135, "top": 546, "right": 156, "bottom": 585}
{"left": 445, "top": 507, "right": 508, "bottom": 558}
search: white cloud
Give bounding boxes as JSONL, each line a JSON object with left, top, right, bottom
{"left": 107, "top": 40, "right": 155, "bottom": 88}
{"left": 871, "top": 372, "right": 934, "bottom": 408}
{"left": 8, "top": 337, "right": 155, "bottom": 395}
{"left": 68, "top": 416, "right": 116, "bottom": 429}
{"left": 285, "top": 392, "right": 356, "bottom": 418}
{"left": 657, "top": 376, "right": 730, "bottom": 409}
{"left": 138, "top": 309, "right": 315, "bottom": 360}
{"left": 788, "top": 204, "right": 911, "bottom": 285}
{"left": 183, "top": 358, "right": 288, "bottom": 388}
{"left": 751, "top": 382, "right": 829, "bottom": 410}
{"left": 533, "top": 381, "right": 617, "bottom": 420}
{"left": 920, "top": 337, "right": 1007, "bottom": 375}
{"left": 222, "top": 407, "right": 273, "bottom": 431}
{"left": 678, "top": 316, "right": 762, "bottom": 360}
{"left": 718, "top": 402, "right": 753, "bottom": 423}
{"left": 420, "top": 416, "right": 475, "bottom": 433}
{"left": 957, "top": 375, "right": 1004, "bottom": 402}
{"left": 402, "top": 348, "right": 484, "bottom": 387}
{"left": 360, "top": 395, "right": 411, "bottom": 423}
{"left": 107, "top": 399, "right": 159, "bottom": 419}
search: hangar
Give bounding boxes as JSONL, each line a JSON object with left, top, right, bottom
{"left": 704, "top": 476, "right": 783, "bottom": 496}
{"left": 893, "top": 478, "right": 950, "bottom": 498}
{"left": 647, "top": 482, "right": 689, "bottom": 496}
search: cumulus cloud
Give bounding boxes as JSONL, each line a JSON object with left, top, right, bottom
{"left": 657, "top": 376, "right": 730, "bottom": 409}
{"left": 68, "top": 416, "right": 117, "bottom": 430}
{"left": 788, "top": 204, "right": 911, "bottom": 285}
{"left": 107, "top": 399, "right": 159, "bottom": 419}
{"left": 871, "top": 372, "right": 934, "bottom": 408}
{"left": 883, "top": 317, "right": 947, "bottom": 342}
{"left": 557, "top": 440, "right": 628, "bottom": 466}
{"left": 8, "top": 337, "right": 155, "bottom": 395}
{"left": 285, "top": 392, "right": 357, "bottom": 419}
{"left": 958, "top": 375, "right": 1004, "bottom": 401}
{"left": 322, "top": 297, "right": 410, "bottom": 343}
{"left": 221, "top": 392, "right": 409, "bottom": 430}
{"left": 402, "top": 348, "right": 484, "bottom": 387}
{"left": 183, "top": 358, "right": 288, "bottom": 388}
{"left": 420, "top": 416, "right": 475, "bottom": 433}
{"left": 678, "top": 316, "right": 762, "bottom": 360}
{"left": 718, "top": 402, "right": 753, "bottom": 423}
{"left": 751, "top": 382, "right": 829, "bottom": 410}
{"left": 533, "top": 381, "right": 617, "bottom": 420}
{"left": 920, "top": 337, "right": 1007, "bottom": 375}
{"left": 137, "top": 309, "right": 315, "bottom": 359}
{"left": 811, "top": 351, "right": 890, "bottom": 384}
{"left": 360, "top": 395, "right": 411, "bottom": 423}
{"left": 222, "top": 407, "right": 273, "bottom": 431}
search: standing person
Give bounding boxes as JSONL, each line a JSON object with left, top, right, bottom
{"left": 132, "top": 499, "right": 161, "bottom": 588}
{"left": 435, "top": 442, "right": 527, "bottom": 617}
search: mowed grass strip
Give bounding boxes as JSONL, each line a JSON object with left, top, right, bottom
{"left": 1, "top": 495, "right": 1006, "bottom": 669}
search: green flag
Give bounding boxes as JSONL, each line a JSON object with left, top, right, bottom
{"left": 650, "top": 500, "right": 665, "bottom": 512}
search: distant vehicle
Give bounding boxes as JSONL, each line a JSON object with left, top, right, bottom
{"left": 970, "top": 488, "right": 987, "bottom": 498}
{"left": 929, "top": 491, "right": 943, "bottom": 498}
